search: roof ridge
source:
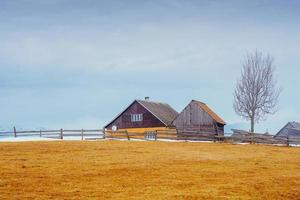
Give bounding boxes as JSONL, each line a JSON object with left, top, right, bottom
{"left": 192, "top": 99, "right": 206, "bottom": 105}
{"left": 137, "top": 99, "right": 169, "bottom": 105}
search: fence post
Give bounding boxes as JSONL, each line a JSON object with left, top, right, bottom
{"left": 81, "top": 129, "right": 84, "bottom": 141}
{"left": 125, "top": 130, "right": 130, "bottom": 140}
{"left": 214, "top": 134, "right": 217, "bottom": 143}
{"left": 60, "top": 129, "right": 63, "bottom": 140}
{"left": 103, "top": 129, "right": 106, "bottom": 139}
{"left": 13, "top": 126, "right": 17, "bottom": 138}
{"left": 287, "top": 135, "right": 289, "bottom": 147}
{"left": 154, "top": 130, "right": 157, "bottom": 141}
{"left": 40, "top": 129, "right": 42, "bottom": 137}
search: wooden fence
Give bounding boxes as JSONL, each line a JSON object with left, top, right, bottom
{"left": 227, "top": 133, "right": 300, "bottom": 146}
{"left": 1, "top": 127, "right": 300, "bottom": 146}
{"left": 0, "top": 127, "right": 104, "bottom": 140}
{"left": 106, "top": 129, "right": 300, "bottom": 146}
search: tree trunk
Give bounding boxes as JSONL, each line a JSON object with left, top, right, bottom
{"left": 250, "top": 117, "right": 255, "bottom": 144}
{"left": 250, "top": 117, "right": 254, "bottom": 133}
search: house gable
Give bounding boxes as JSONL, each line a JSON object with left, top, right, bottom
{"left": 105, "top": 100, "right": 165, "bottom": 130}
{"left": 172, "top": 101, "right": 214, "bottom": 127}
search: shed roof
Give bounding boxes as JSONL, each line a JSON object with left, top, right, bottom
{"left": 193, "top": 100, "right": 226, "bottom": 125}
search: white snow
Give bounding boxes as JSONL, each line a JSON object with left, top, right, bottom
{"left": 290, "top": 144, "right": 300, "bottom": 147}
{"left": 0, "top": 136, "right": 57, "bottom": 142}
{"left": 0, "top": 135, "right": 103, "bottom": 142}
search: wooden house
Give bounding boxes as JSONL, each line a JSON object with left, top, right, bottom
{"left": 104, "top": 98, "right": 178, "bottom": 138}
{"left": 275, "top": 122, "right": 300, "bottom": 137}
{"left": 172, "top": 100, "right": 226, "bottom": 138}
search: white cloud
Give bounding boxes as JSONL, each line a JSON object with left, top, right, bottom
{"left": 0, "top": 19, "right": 242, "bottom": 73}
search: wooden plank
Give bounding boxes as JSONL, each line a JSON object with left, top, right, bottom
{"left": 58, "top": 129, "right": 103, "bottom": 134}
{"left": 14, "top": 133, "right": 40, "bottom": 137}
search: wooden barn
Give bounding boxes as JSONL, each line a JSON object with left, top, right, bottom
{"left": 172, "top": 100, "right": 226, "bottom": 138}
{"left": 275, "top": 121, "right": 300, "bottom": 137}
{"left": 104, "top": 98, "right": 178, "bottom": 138}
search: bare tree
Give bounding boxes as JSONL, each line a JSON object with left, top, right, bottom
{"left": 233, "top": 50, "right": 281, "bottom": 133}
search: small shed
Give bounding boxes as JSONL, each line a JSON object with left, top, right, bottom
{"left": 275, "top": 122, "right": 300, "bottom": 137}
{"left": 172, "top": 100, "right": 226, "bottom": 137}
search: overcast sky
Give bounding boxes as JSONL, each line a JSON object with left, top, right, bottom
{"left": 1, "top": 0, "right": 299, "bottom": 133}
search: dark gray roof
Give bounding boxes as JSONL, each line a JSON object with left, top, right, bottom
{"left": 275, "top": 121, "right": 300, "bottom": 137}
{"left": 137, "top": 100, "right": 178, "bottom": 126}
{"left": 290, "top": 121, "right": 300, "bottom": 130}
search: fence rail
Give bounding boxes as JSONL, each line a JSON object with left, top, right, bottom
{"left": 0, "top": 127, "right": 104, "bottom": 140}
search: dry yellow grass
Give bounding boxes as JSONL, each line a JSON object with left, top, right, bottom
{"left": 0, "top": 141, "right": 299, "bottom": 200}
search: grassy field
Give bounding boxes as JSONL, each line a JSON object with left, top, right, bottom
{"left": 0, "top": 141, "right": 299, "bottom": 200}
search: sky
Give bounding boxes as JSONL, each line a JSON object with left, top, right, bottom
{"left": 0, "top": 0, "right": 300, "bottom": 133}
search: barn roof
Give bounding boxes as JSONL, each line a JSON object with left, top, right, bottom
{"left": 193, "top": 100, "right": 226, "bottom": 125}
{"left": 137, "top": 100, "right": 178, "bottom": 126}
{"left": 276, "top": 121, "right": 300, "bottom": 137}
{"left": 104, "top": 99, "right": 178, "bottom": 128}
{"left": 290, "top": 121, "right": 300, "bottom": 130}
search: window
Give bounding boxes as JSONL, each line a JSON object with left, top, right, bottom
{"left": 145, "top": 132, "right": 156, "bottom": 140}
{"left": 131, "top": 114, "right": 143, "bottom": 122}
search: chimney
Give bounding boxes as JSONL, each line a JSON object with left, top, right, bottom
{"left": 145, "top": 97, "right": 150, "bottom": 101}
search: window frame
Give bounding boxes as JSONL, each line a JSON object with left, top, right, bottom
{"left": 145, "top": 132, "right": 156, "bottom": 140}
{"left": 131, "top": 114, "right": 143, "bottom": 122}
